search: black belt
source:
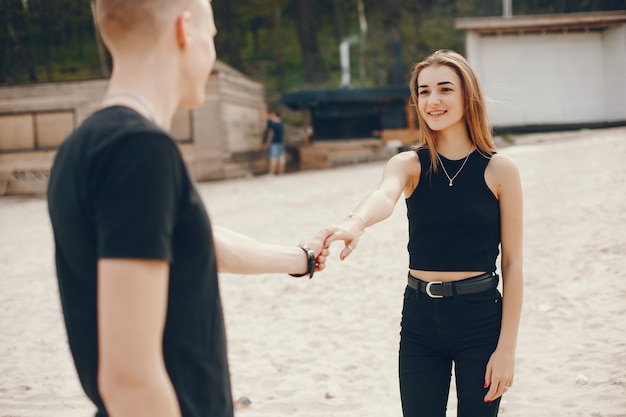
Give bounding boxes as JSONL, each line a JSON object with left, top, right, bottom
{"left": 407, "top": 272, "right": 498, "bottom": 298}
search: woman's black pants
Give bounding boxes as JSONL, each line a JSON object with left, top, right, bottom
{"left": 399, "top": 282, "right": 503, "bottom": 417}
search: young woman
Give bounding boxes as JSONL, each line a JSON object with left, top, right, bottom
{"left": 327, "top": 50, "right": 523, "bottom": 416}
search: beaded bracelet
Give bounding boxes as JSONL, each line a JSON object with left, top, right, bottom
{"left": 289, "top": 245, "right": 316, "bottom": 279}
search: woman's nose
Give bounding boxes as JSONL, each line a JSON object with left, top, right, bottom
{"left": 428, "top": 93, "right": 441, "bottom": 105}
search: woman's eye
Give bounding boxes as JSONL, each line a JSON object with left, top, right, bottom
{"left": 418, "top": 90, "right": 429, "bottom": 95}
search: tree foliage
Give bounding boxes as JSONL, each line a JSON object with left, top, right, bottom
{"left": 1, "top": 0, "right": 624, "bottom": 95}
{"left": 1, "top": 0, "right": 102, "bottom": 83}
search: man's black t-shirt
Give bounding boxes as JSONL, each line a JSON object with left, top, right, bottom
{"left": 47, "top": 106, "right": 233, "bottom": 417}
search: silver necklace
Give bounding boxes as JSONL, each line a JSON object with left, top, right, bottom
{"left": 104, "top": 90, "right": 156, "bottom": 122}
{"left": 436, "top": 145, "right": 473, "bottom": 187}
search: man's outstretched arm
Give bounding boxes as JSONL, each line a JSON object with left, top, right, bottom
{"left": 213, "top": 226, "right": 333, "bottom": 276}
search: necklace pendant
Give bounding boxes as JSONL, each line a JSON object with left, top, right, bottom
{"left": 436, "top": 145, "right": 472, "bottom": 189}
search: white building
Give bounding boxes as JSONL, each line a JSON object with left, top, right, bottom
{"left": 456, "top": 11, "right": 626, "bottom": 129}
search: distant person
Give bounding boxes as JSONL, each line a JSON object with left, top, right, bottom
{"left": 46, "top": 1, "right": 332, "bottom": 417}
{"left": 262, "top": 109, "right": 286, "bottom": 175}
{"left": 326, "top": 50, "right": 523, "bottom": 416}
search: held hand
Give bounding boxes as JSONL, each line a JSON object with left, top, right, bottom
{"left": 325, "top": 217, "right": 364, "bottom": 261}
{"left": 314, "top": 247, "right": 330, "bottom": 272}
{"left": 483, "top": 347, "right": 515, "bottom": 403}
{"left": 299, "top": 226, "right": 336, "bottom": 272}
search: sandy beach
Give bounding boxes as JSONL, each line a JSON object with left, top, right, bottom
{"left": 1, "top": 126, "right": 625, "bottom": 417}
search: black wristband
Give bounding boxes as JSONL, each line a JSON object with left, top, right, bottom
{"left": 289, "top": 245, "right": 316, "bottom": 279}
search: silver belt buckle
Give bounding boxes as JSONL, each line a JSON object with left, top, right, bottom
{"left": 425, "top": 281, "right": 444, "bottom": 298}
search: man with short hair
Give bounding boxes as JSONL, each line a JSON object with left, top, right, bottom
{"left": 47, "top": 1, "right": 331, "bottom": 416}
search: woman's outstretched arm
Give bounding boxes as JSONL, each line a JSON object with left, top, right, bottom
{"left": 326, "top": 150, "right": 421, "bottom": 260}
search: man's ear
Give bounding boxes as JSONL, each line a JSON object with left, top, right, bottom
{"left": 175, "top": 11, "right": 193, "bottom": 49}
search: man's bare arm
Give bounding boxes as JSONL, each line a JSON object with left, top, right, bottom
{"left": 97, "top": 259, "right": 181, "bottom": 417}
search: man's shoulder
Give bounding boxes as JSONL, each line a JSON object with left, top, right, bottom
{"left": 66, "top": 106, "right": 174, "bottom": 154}
{"left": 51, "top": 106, "right": 182, "bottom": 191}
{"left": 88, "top": 106, "right": 168, "bottom": 137}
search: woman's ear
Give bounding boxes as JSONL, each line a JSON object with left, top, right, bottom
{"left": 175, "top": 11, "right": 193, "bottom": 49}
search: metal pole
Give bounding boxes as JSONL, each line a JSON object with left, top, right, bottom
{"left": 503, "top": 0, "right": 512, "bottom": 18}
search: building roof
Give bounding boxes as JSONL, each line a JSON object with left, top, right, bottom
{"left": 282, "top": 85, "right": 410, "bottom": 110}
{"left": 455, "top": 10, "right": 626, "bottom": 35}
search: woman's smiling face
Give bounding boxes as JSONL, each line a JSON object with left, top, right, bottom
{"left": 416, "top": 65, "right": 465, "bottom": 134}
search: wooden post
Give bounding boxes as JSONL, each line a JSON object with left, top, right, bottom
{"left": 302, "top": 109, "right": 310, "bottom": 145}
{"left": 406, "top": 98, "right": 416, "bottom": 130}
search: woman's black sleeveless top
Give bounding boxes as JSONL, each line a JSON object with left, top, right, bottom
{"left": 406, "top": 148, "right": 501, "bottom": 272}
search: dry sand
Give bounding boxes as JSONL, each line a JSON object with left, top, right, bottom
{"left": 1, "top": 127, "right": 625, "bottom": 417}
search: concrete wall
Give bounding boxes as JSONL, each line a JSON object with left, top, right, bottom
{"left": 465, "top": 25, "right": 626, "bottom": 128}
{"left": 603, "top": 25, "right": 626, "bottom": 121}
{"left": 0, "top": 63, "right": 267, "bottom": 196}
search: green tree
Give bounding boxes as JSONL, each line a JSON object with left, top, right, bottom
{"left": 1, "top": 0, "right": 625, "bottom": 88}
{"left": 292, "top": 0, "right": 326, "bottom": 85}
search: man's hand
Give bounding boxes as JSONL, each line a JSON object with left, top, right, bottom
{"left": 299, "top": 226, "right": 336, "bottom": 272}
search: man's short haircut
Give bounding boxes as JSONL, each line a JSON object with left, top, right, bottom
{"left": 96, "top": 0, "right": 197, "bottom": 47}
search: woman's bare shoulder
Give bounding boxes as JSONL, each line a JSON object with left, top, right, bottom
{"left": 388, "top": 149, "right": 421, "bottom": 168}
{"left": 488, "top": 153, "right": 519, "bottom": 176}
{"left": 384, "top": 150, "right": 422, "bottom": 196}
{"left": 383, "top": 150, "right": 420, "bottom": 180}
{"left": 486, "top": 153, "right": 521, "bottom": 197}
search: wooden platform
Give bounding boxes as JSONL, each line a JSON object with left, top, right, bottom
{"left": 380, "top": 128, "right": 420, "bottom": 146}
{"left": 298, "top": 139, "right": 398, "bottom": 170}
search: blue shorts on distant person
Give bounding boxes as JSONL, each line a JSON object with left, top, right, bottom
{"left": 268, "top": 143, "right": 285, "bottom": 159}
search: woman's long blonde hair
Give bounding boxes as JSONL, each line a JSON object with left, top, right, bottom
{"left": 409, "top": 50, "right": 496, "bottom": 171}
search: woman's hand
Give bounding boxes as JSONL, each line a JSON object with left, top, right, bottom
{"left": 325, "top": 216, "right": 364, "bottom": 261}
{"left": 483, "top": 346, "right": 515, "bottom": 403}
